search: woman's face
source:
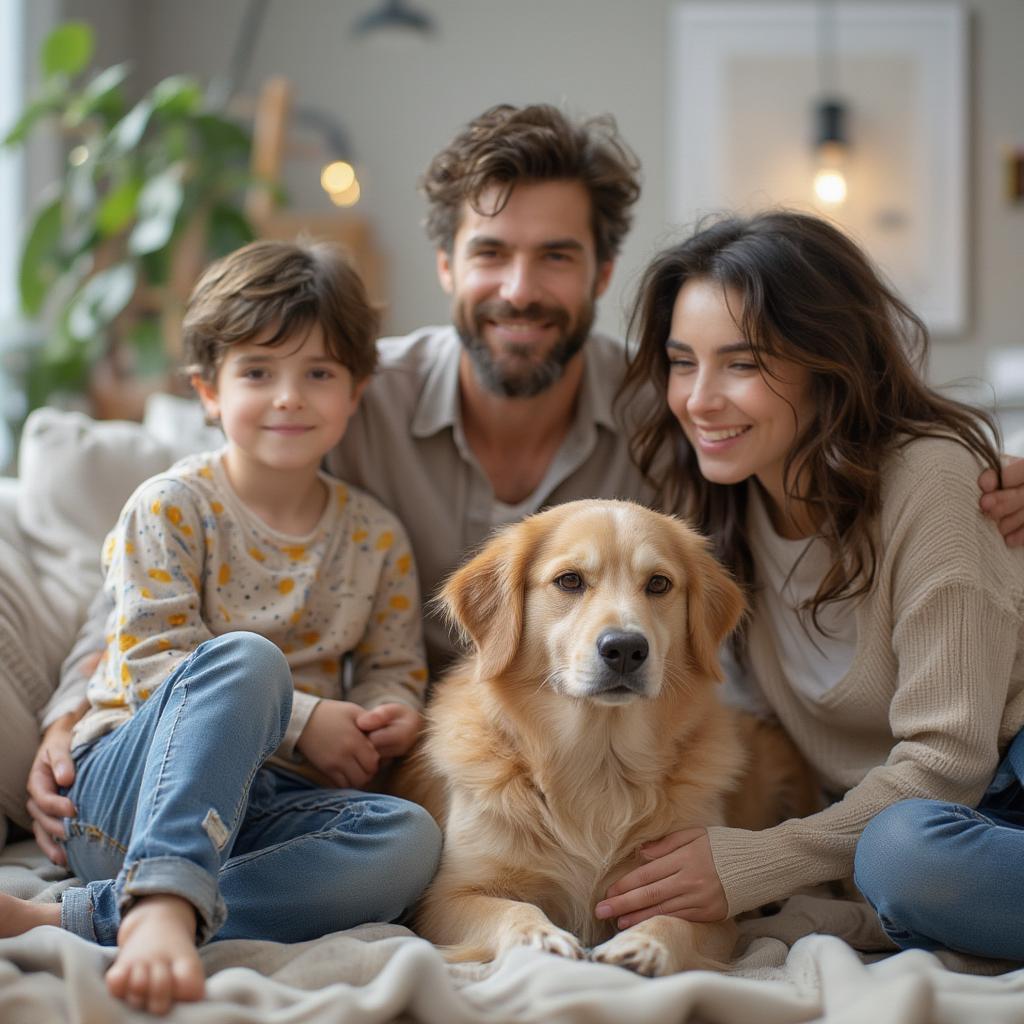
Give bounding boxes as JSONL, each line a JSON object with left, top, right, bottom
{"left": 664, "top": 278, "right": 815, "bottom": 520}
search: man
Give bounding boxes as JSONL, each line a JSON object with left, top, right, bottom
{"left": 25, "top": 102, "right": 1024, "bottom": 863}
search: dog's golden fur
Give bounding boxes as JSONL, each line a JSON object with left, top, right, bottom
{"left": 396, "top": 498, "right": 779, "bottom": 975}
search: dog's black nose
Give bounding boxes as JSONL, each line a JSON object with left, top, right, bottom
{"left": 596, "top": 630, "right": 649, "bottom": 675}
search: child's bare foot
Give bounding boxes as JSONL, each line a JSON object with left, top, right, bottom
{"left": 106, "top": 894, "right": 205, "bottom": 1015}
{"left": 0, "top": 892, "right": 61, "bottom": 936}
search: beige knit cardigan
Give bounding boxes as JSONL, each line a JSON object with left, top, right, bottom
{"left": 707, "top": 435, "right": 1024, "bottom": 916}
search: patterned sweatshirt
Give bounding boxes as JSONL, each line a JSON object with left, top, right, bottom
{"left": 72, "top": 450, "right": 427, "bottom": 765}
{"left": 707, "top": 436, "right": 1024, "bottom": 916}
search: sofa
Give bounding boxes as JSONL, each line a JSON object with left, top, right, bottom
{"left": 1, "top": 401, "right": 1022, "bottom": 1024}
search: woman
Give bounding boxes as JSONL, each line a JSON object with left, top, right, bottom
{"left": 597, "top": 211, "right": 1024, "bottom": 960}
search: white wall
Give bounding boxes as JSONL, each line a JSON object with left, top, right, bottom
{"left": 61, "top": 0, "right": 1024, "bottom": 413}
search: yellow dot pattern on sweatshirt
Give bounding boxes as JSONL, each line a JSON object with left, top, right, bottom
{"left": 150, "top": 500, "right": 161, "bottom": 515}
{"left": 375, "top": 531, "right": 394, "bottom": 551}
{"left": 168, "top": 613, "right": 187, "bottom": 627}
{"left": 249, "top": 547, "right": 266, "bottom": 562}
{"left": 389, "top": 595, "right": 410, "bottom": 611}
{"left": 301, "top": 631, "right": 320, "bottom": 647}
{"left": 119, "top": 634, "right": 138, "bottom": 652}
{"left": 166, "top": 506, "right": 182, "bottom": 526}
{"left": 210, "top": 501, "right": 223, "bottom": 515}
{"left": 157, "top": 638, "right": 172, "bottom": 650}
{"left": 320, "top": 658, "right": 339, "bottom": 676}
{"left": 148, "top": 568, "right": 172, "bottom": 583}
{"left": 279, "top": 578, "right": 295, "bottom": 595}
{"left": 281, "top": 545, "right": 307, "bottom": 561}
{"left": 410, "top": 668, "right": 428, "bottom": 682}
{"left": 199, "top": 466, "right": 213, "bottom": 479}
{"left": 139, "top": 587, "right": 153, "bottom": 599}
{"left": 124, "top": 541, "right": 135, "bottom": 556}
{"left": 396, "top": 553, "right": 412, "bottom": 575}
{"left": 337, "top": 487, "right": 348, "bottom": 509}
{"left": 353, "top": 529, "right": 368, "bottom": 543}
{"left": 218, "top": 563, "right": 231, "bottom": 586}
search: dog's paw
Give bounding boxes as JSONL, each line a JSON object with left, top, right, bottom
{"left": 591, "top": 932, "right": 675, "bottom": 977}
{"left": 506, "top": 922, "right": 586, "bottom": 961}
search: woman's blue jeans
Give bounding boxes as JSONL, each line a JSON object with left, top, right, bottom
{"left": 854, "top": 728, "right": 1024, "bottom": 961}
{"left": 60, "top": 632, "right": 442, "bottom": 946}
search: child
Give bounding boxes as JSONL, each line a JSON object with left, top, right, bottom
{"left": 0, "top": 240, "right": 441, "bottom": 1014}
{"left": 603, "top": 211, "right": 1024, "bottom": 960}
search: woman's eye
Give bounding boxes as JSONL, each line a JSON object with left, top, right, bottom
{"left": 554, "top": 572, "right": 583, "bottom": 592}
{"left": 646, "top": 574, "right": 671, "bottom": 595}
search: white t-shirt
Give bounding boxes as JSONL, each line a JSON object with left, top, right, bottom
{"left": 747, "top": 485, "right": 857, "bottom": 701}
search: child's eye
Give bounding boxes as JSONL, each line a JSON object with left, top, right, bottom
{"left": 242, "top": 367, "right": 268, "bottom": 381}
{"left": 309, "top": 368, "right": 334, "bottom": 381}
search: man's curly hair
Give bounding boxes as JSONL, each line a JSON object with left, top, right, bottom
{"left": 421, "top": 104, "right": 641, "bottom": 263}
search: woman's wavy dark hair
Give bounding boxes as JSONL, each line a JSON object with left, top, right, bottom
{"left": 619, "top": 210, "right": 1001, "bottom": 642}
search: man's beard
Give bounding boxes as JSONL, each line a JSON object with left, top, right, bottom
{"left": 454, "top": 298, "right": 595, "bottom": 399}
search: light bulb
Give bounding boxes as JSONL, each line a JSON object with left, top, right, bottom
{"left": 814, "top": 168, "right": 847, "bottom": 204}
{"left": 328, "top": 179, "right": 361, "bottom": 207}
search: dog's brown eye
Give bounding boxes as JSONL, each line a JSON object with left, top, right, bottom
{"left": 554, "top": 572, "right": 583, "bottom": 592}
{"left": 646, "top": 574, "right": 671, "bottom": 595}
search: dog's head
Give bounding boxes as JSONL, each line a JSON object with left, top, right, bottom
{"left": 439, "top": 499, "right": 744, "bottom": 705}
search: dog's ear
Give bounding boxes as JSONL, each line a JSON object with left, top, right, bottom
{"left": 681, "top": 530, "right": 746, "bottom": 681}
{"left": 438, "top": 525, "right": 528, "bottom": 678}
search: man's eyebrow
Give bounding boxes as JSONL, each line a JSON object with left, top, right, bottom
{"left": 665, "top": 339, "right": 753, "bottom": 355}
{"left": 538, "top": 238, "right": 585, "bottom": 252}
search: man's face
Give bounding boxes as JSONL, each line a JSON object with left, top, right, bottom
{"left": 437, "top": 180, "right": 614, "bottom": 398}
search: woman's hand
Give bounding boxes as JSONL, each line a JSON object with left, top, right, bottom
{"left": 356, "top": 703, "right": 423, "bottom": 759}
{"left": 595, "top": 828, "right": 728, "bottom": 928}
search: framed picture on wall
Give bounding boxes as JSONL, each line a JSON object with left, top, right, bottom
{"left": 668, "top": 2, "right": 967, "bottom": 334}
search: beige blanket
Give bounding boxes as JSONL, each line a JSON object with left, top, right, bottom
{"left": 2, "top": 840, "right": 1022, "bottom": 1024}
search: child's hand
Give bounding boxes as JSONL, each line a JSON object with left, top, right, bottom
{"left": 356, "top": 703, "right": 423, "bottom": 758}
{"left": 296, "top": 700, "right": 380, "bottom": 788}
{"left": 594, "top": 828, "right": 728, "bottom": 928}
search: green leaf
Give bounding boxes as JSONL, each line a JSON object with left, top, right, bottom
{"left": 193, "top": 113, "right": 251, "bottom": 160}
{"left": 151, "top": 76, "right": 203, "bottom": 117}
{"left": 65, "top": 63, "right": 130, "bottom": 128}
{"left": 206, "top": 202, "right": 254, "bottom": 257}
{"left": 96, "top": 177, "right": 142, "bottom": 236}
{"left": 42, "top": 23, "right": 94, "bottom": 78}
{"left": 18, "top": 198, "right": 64, "bottom": 316}
{"left": 124, "top": 316, "right": 169, "bottom": 377}
{"left": 129, "top": 166, "right": 185, "bottom": 254}
{"left": 3, "top": 95, "right": 62, "bottom": 147}
{"left": 67, "top": 262, "right": 137, "bottom": 342}
{"left": 110, "top": 96, "right": 154, "bottom": 154}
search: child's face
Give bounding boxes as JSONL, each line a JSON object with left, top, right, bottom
{"left": 194, "top": 322, "right": 365, "bottom": 475}
{"left": 664, "top": 278, "right": 814, "bottom": 515}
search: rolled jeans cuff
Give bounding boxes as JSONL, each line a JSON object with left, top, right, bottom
{"left": 119, "top": 855, "right": 226, "bottom": 944}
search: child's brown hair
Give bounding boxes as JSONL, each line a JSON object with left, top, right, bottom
{"left": 183, "top": 239, "right": 379, "bottom": 384}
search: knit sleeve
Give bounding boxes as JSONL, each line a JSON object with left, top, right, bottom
{"left": 347, "top": 517, "right": 428, "bottom": 712}
{"left": 88, "top": 477, "right": 212, "bottom": 713}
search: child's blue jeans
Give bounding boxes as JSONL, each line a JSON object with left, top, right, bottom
{"left": 854, "top": 727, "right": 1024, "bottom": 961}
{"left": 59, "top": 631, "right": 442, "bottom": 945}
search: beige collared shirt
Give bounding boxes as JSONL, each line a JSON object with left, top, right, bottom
{"left": 327, "top": 326, "right": 660, "bottom": 674}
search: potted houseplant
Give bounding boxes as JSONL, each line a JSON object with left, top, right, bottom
{"left": 4, "top": 20, "right": 257, "bottom": 417}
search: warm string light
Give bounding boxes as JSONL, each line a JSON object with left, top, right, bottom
{"left": 320, "top": 160, "right": 361, "bottom": 207}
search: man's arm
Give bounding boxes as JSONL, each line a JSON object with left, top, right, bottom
{"left": 979, "top": 457, "right": 1024, "bottom": 547}
{"left": 27, "top": 589, "right": 111, "bottom": 865}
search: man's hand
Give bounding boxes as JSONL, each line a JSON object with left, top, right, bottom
{"left": 356, "top": 703, "right": 423, "bottom": 759}
{"left": 980, "top": 457, "right": 1024, "bottom": 547}
{"left": 296, "top": 700, "right": 380, "bottom": 789}
{"left": 26, "top": 707, "right": 86, "bottom": 867}
{"left": 595, "top": 828, "right": 727, "bottom": 929}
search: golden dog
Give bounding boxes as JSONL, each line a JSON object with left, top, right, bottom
{"left": 398, "top": 498, "right": 762, "bottom": 976}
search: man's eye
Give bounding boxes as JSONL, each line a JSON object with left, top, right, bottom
{"left": 554, "top": 572, "right": 583, "bottom": 592}
{"left": 646, "top": 574, "right": 671, "bottom": 595}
